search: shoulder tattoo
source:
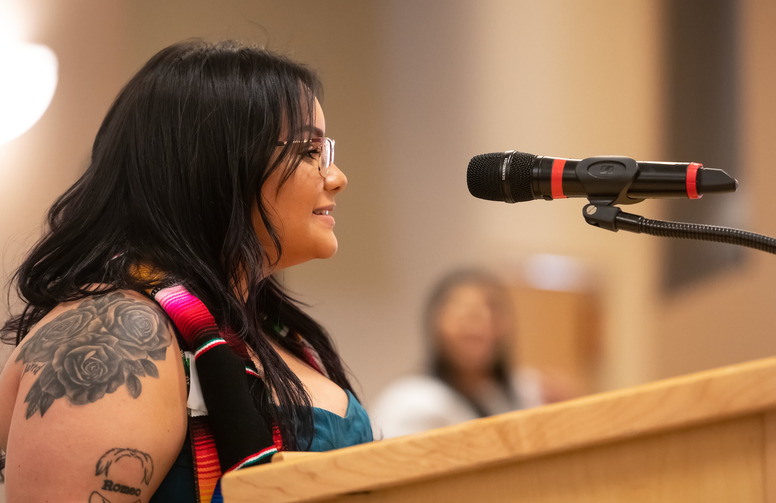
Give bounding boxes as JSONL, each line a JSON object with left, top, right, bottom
{"left": 16, "top": 292, "right": 172, "bottom": 418}
{"left": 89, "top": 447, "right": 154, "bottom": 502}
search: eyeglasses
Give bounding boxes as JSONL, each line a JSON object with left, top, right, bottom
{"left": 275, "top": 137, "right": 335, "bottom": 178}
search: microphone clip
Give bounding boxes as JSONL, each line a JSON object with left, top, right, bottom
{"left": 575, "top": 156, "right": 643, "bottom": 206}
{"left": 583, "top": 204, "right": 642, "bottom": 233}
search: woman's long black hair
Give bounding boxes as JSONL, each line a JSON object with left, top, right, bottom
{"left": 424, "top": 269, "right": 519, "bottom": 417}
{"left": 1, "top": 39, "right": 354, "bottom": 449}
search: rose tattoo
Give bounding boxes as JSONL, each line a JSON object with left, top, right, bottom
{"left": 17, "top": 292, "right": 171, "bottom": 418}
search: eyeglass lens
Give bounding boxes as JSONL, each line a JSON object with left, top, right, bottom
{"left": 320, "top": 138, "right": 334, "bottom": 177}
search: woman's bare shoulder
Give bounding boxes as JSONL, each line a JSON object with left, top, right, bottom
{"left": 2, "top": 289, "right": 188, "bottom": 502}
{"left": 15, "top": 289, "right": 178, "bottom": 416}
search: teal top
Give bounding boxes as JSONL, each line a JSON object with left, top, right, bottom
{"left": 303, "top": 390, "right": 374, "bottom": 452}
{"left": 150, "top": 390, "right": 373, "bottom": 502}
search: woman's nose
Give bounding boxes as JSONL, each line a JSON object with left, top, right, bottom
{"left": 325, "top": 162, "right": 347, "bottom": 192}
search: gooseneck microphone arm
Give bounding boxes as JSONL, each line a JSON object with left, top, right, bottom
{"left": 582, "top": 204, "right": 776, "bottom": 254}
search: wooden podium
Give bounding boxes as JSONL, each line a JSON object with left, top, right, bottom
{"left": 221, "top": 357, "right": 776, "bottom": 502}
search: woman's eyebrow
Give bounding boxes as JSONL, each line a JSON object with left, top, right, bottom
{"left": 290, "top": 126, "right": 325, "bottom": 138}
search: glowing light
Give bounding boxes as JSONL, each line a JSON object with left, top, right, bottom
{"left": 0, "top": 42, "right": 59, "bottom": 144}
{"left": 522, "top": 254, "right": 593, "bottom": 292}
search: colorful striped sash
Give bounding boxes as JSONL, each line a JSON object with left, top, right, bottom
{"left": 151, "top": 284, "right": 280, "bottom": 503}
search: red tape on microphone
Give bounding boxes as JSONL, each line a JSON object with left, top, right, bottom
{"left": 551, "top": 158, "right": 567, "bottom": 199}
{"left": 686, "top": 162, "right": 702, "bottom": 199}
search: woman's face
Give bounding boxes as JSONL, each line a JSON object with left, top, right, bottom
{"left": 434, "top": 283, "right": 505, "bottom": 375}
{"left": 254, "top": 99, "right": 348, "bottom": 270}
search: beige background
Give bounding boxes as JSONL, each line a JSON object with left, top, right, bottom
{"left": 1, "top": 1, "right": 775, "bottom": 499}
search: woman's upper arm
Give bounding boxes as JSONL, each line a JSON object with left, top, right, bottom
{"left": 3, "top": 291, "right": 188, "bottom": 503}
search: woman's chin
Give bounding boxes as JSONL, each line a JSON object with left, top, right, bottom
{"left": 317, "top": 238, "right": 339, "bottom": 259}
{"left": 276, "top": 241, "right": 339, "bottom": 269}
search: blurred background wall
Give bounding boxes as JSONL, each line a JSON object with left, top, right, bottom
{"left": 1, "top": 0, "right": 774, "bottom": 459}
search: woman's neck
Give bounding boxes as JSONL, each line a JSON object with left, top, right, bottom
{"left": 449, "top": 368, "right": 494, "bottom": 397}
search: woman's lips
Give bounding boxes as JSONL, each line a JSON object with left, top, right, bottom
{"left": 313, "top": 206, "right": 336, "bottom": 227}
{"left": 313, "top": 204, "right": 334, "bottom": 216}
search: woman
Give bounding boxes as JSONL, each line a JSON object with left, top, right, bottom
{"left": 372, "top": 269, "right": 547, "bottom": 438}
{"left": 0, "top": 39, "right": 372, "bottom": 502}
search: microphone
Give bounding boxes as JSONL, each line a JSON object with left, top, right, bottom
{"left": 467, "top": 150, "right": 738, "bottom": 205}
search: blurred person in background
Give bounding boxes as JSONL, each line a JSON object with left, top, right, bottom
{"left": 372, "top": 269, "right": 566, "bottom": 439}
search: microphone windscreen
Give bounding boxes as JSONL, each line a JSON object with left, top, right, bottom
{"left": 467, "top": 151, "right": 536, "bottom": 202}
